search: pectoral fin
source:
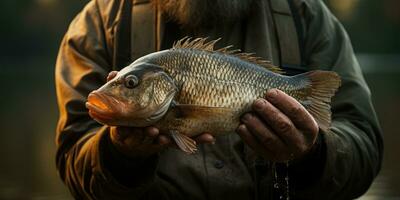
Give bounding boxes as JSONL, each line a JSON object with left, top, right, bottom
{"left": 170, "top": 130, "right": 197, "bottom": 154}
{"left": 167, "top": 105, "right": 238, "bottom": 154}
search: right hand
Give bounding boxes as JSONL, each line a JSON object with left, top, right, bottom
{"left": 110, "top": 126, "right": 215, "bottom": 158}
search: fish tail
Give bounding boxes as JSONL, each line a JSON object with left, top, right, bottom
{"left": 296, "top": 70, "right": 341, "bottom": 132}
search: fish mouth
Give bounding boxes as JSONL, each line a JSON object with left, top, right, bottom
{"left": 86, "top": 91, "right": 122, "bottom": 124}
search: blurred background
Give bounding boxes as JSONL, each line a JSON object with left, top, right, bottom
{"left": 0, "top": 0, "right": 399, "bottom": 199}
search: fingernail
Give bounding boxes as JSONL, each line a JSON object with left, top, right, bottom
{"left": 158, "top": 136, "right": 169, "bottom": 146}
{"left": 147, "top": 127, "right": 159, "bottom": 137}
{"left": 241, "top": 113, "right": 252, "bottom": 122}
{"left": 236, "top": 124, "right": 246, "bottom": 133}
{"left": 266, "top": 89, "right": 278, "bottom": 100}
{"left": 253, "top": 99, "right": 265, "bottom": 110}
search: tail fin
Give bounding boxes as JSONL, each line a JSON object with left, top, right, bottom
{"left": 302, "top": 70, "right": 341, "bottom": 132}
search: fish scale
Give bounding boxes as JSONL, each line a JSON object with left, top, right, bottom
{"left": 88, "top": 38, "right": 341, "bottom": 154}
{"left": 150, "top": 49, "right": 285, "bottom": 109}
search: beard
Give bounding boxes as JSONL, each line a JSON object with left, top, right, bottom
{"left": 155, "top": 0, "right": 255, "bottom": 29}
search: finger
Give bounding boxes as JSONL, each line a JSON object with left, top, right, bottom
{"left": 144, "top": 126, "right": 160, "bottom": 138}
{"left": 157, "top": 134, "right": 180, "bottom": 149}
{"left": 195, "top": 133, "right": 215, "bottom": 144}
{"left": 236, "top": 124, "right": 276, "bottom": 160}
{"left": 265, "top": 89, "right": 318, "bottom": 134}
{"left": 157, "top": 135, "right": 172, "bottom": 146}
{"left": 111, "top": 126, "right": 142, "bottom": 141}
{"left": 241, "top": 113, "right": 287, "bottom": 155}
{"left": 252, "top": 98, "right": 303, "bottom": 149}
{"left": 107, "top": 71, "right": 118, "bottom": 82}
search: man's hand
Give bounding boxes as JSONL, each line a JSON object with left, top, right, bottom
{"left": 236, "top": 89, "right": 319, "bottom": 162}
{"left": 110, "top": 126, "right": 215, "bottom": 158}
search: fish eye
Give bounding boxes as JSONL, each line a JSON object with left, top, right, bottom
{"left": 124, "top": 75, "right": 139, "bottom": 89}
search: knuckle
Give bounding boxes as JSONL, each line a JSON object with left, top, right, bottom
{"left": 290, "top": 105, "right": 303, "bottom": 116}
{"left": 260, "top": 135, "right": 274, "bottom": 146}
{"left": 278, "top": 120, "right": 292, "bottom": 132}
{"left": 270, "top": 112, "right": 280, "bottom": 123}
{"left": 254, "top": 101, "right": 269, "bottom": 114}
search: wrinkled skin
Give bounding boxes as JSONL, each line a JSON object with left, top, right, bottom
{"left": 237, "top": 89, "right": 319, "bottom": 162}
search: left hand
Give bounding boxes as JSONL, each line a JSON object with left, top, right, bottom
{"left": 236, "top": 89, "right": 319, "bottom": 162}
{"left": 110, "top": 126, "right": 215, "bottom": 158}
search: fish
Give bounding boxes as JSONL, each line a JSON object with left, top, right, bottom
{"left": 85, "top": 37, "right": 341, "bottom": 154}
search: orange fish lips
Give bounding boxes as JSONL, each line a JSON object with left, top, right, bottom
{"left": 86, "top": 91, "right": 122, "bottom": 124}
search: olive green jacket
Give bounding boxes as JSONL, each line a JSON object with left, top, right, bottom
{"left": 55, "top": 0, "right": 383, "bottom": 199}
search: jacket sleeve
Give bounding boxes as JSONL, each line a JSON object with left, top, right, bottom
{"left": 55, "top": 1, "right": 161, "bottom": 199}
{"left": 290, "top": 0, "right": 383, "bottom": 199}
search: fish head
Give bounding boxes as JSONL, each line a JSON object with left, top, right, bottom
{"left": 86, "top": 62, "right": 177, "bottom": 127}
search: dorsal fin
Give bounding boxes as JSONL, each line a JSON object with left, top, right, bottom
{"left": 172, "top": 37, "right": 284, "bottom": 74}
